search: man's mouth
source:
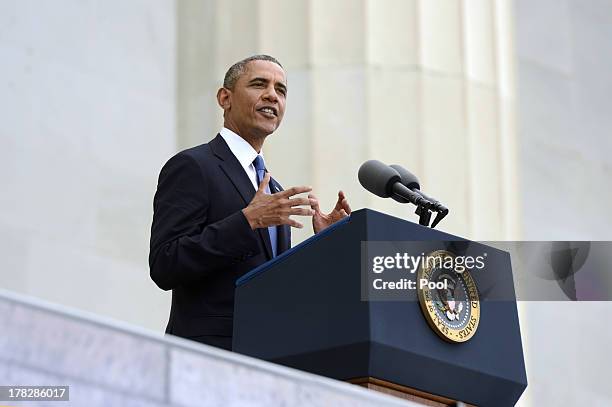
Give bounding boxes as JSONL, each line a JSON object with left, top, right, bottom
{"left": 257, "top": 107, "right": 277, "bottom": 118}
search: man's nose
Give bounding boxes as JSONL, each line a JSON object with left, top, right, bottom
{"left": 262, "top": 86, "right": 278, "bottom": 102}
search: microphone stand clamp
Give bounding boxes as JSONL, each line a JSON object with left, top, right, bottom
{"left": 415, "top": 205, "right": 432, "bottom": 227}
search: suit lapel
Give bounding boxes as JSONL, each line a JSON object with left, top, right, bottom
{"left": 210, "top": 135, "right": 274, "bottom": 260}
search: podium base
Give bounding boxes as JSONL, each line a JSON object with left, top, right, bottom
{"left": 348, "top": 377, "right": 472, "bottom": 407}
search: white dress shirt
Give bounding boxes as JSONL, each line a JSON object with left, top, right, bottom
{"left": 219, "top": 127, "right": 264, "bottom": 191}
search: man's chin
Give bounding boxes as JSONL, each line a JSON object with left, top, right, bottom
{"left": 256, "top": 124, "right": 279, "bottom": 137}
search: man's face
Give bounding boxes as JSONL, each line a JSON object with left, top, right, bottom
{"left": 222, "top": 60, "right": 287, "bottom": 140}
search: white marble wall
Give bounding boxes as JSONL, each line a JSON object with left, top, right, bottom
{"left": 516, "top": 0, "right": 612, "bottom": 240}
{"left": 515, "top": 0, "right": 612, "bottom": 405}
{"left": 0, "top": 1, "right": 174, "bottom": 330}
{"left": 0, "top": 290, "right": 416, "bottom": 407}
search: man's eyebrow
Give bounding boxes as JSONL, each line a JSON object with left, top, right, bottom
{"left": 248, "top": 77, "right": 287, "bottom": 90}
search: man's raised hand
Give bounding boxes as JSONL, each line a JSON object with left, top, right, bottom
{"left": 309, "top": 190, "right": 352, "bottom": 234}
{"left": 242, "top": 172, "right": 315, "bottom": 229}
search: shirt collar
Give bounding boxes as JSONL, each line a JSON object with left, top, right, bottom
{"left": 219, "top": 127, "right": 264, "bottom": 169}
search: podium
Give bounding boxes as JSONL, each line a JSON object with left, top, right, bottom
{"left": 233, "top": 209, "right": 527, "bottom": 406}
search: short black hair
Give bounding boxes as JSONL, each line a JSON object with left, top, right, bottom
{"left": 223, "top": 55, "right": 284, "bottom": 90}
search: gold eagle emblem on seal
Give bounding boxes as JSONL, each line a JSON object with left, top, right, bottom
{"left": 417, "top": 250, "right": 480, "bottom": 343}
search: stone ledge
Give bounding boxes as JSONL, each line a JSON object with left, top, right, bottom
{"left": 0, "top": 289, "right": 416, "bottom": 407}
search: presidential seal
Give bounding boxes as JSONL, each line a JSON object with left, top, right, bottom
{"left": 417, "top": 250, "right": 480, "bottom": 343}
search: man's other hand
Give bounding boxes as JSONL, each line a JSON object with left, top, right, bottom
{"left": 242, "top": 172, "right": 314, "bottom": 229}
{"left": 309, "top": 190, "right": 352, "bottom": 234}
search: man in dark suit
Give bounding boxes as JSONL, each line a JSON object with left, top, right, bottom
{"left": 149, "top": 55, "right": 351, "bottom": 350}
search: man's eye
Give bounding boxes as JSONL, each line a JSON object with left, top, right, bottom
{"left": 277, "top": 88, "right": 286, "bottom": 96}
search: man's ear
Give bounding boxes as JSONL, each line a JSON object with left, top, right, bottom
{"left": 217, "top": 87, "right": 231, "bottom": 110}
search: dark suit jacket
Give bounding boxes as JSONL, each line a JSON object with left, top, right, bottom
{"left": 149, "top": 134, "right": 290, "bottom": 349}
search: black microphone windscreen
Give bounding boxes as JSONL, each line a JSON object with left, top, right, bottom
{"left": 389, "top": 164, "right": 420, "bottom": 190}
{"left": 358, "top": 160, "right": 401, "bottom": 198}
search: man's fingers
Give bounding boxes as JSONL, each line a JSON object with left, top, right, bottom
{"left": 333, "top": 191, "right": 345, "bottom": 211}
{"left": 340, "top": 209, "right": 348, "bottom": 217}
{"left": 342, "top": 199, "right": 352, "bottom": 214}
{"left": 287, "top": 197, "right": 311, "bottom": 207}
{"left": 290, "top": 207, "right": 316, "bottom": 216}
{"left": 258, "top": 172, "right": 271, "bottom": 193}
{"left": 287, "top": 219, "right": 304, "bottom": 228}
{"left": 339, "top": 190, "right": 352, "bottom": 214}
{"left": 308, "top": 193, "right": 321, "bottom": 213}
{"left": 281, "top": 185, "right": 312, "bottom": 198}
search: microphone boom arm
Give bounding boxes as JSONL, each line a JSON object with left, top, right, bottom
{"left": 391, "top": 183, "right": 431, "bottom": 208}
{"left": 412, "top": 189, "right": 449, "bottom": 228}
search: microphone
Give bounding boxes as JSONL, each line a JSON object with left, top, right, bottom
{"left": 390, "top": 165, "right": 448, "bottom": 212}
{"left": 389, "top": 164, "right": 449, "bottom": 227}
{"left": 389, "top": 164, "right": 420, "bottom": 190}
{"left": 387, "top": 164, "right": 420, "bottom": 204}
{"left": 358, "top": 160, "right": 431, "bottom": 208}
